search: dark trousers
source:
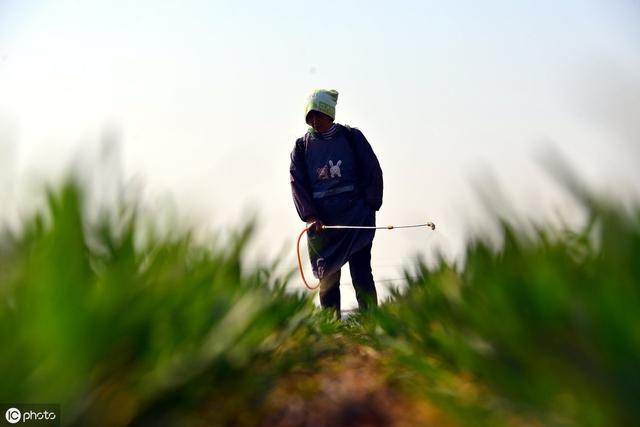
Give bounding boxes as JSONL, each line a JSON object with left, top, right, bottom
{"left": 319, "top": 242, "right": 378, "bottom": 318}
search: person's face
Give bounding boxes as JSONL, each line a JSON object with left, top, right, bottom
{"left": 306, "top": 110, "right": 334, "bottom": 133}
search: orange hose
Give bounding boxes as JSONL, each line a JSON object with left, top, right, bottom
{"left": 297, "top": 225, "right": 321, "bottom": 290}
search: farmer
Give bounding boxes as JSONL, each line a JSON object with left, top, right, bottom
{"left": 289, "top": 89, "right": 383, "bottom": 318}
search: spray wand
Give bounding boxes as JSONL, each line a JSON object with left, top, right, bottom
{"left": 296, "top": 221, "right": 436, "bottom": 290}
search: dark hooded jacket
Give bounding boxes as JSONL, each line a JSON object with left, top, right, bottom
{"left": 290, "top": 124, "right": 383, "bottom": 279}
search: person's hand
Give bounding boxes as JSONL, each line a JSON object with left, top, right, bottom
{"left": 307, "top": 219, "right": 324, "bottom": 233}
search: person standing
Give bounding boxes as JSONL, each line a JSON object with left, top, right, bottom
{"left": 289, "top": 89, "right": 383, "bottom": 318}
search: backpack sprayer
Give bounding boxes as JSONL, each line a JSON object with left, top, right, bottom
{"left": 297, "top": 221, "right": 436, "bottom": 290}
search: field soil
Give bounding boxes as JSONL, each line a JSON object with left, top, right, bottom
{"left": 260, "top": 342, "right": 455, "bottom": 427}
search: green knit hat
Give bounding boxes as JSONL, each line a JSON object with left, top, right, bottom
{"left": 304, "top": 89, "right": 339, "bottom": 124}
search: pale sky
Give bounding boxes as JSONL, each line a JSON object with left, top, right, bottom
{"left": 1, "top": 0, "right": 639, "bottom": 307}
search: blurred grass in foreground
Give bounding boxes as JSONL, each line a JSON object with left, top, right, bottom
{"left": 1, "top": 173, "right": 639, "bottom": 427}
{"left": 0, "top": 180, "right": 327, "bottom": 426}
{"left": 365, "top": 189, "right": 640, "bottom": 426}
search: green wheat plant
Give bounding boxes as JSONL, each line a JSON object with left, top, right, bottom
{"left": 0, "top": 181, "right": 319, "bottom": 426}
{"left": 367, "top": 193, "right": 640, "bottom": 426}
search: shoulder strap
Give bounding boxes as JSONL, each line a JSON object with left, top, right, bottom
{"left": 341, "top": 124, "right": 357, "bottom": 151}
{"left": 341, "top": 124, "right": 363, "bottom": 178}
{"left": 294, "top": 133, "right": 307, "bottom": 160}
